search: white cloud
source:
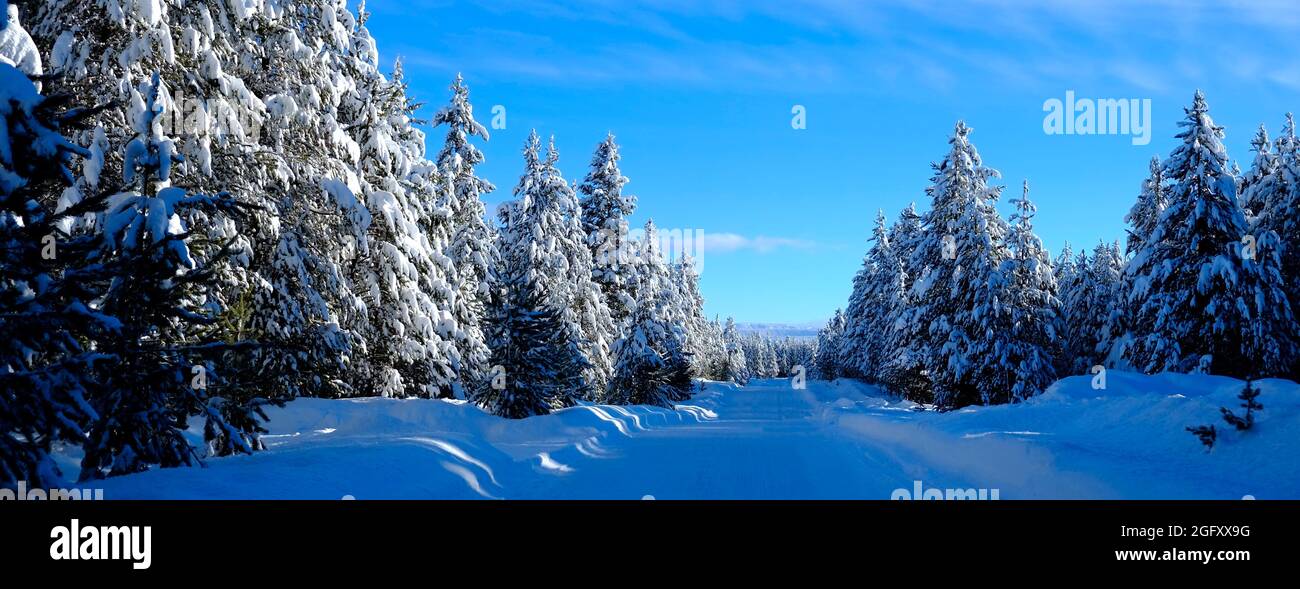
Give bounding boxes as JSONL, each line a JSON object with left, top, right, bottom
{"left": 700, "top": 232, "right": 816, "bottom": 254}
{"left": 385, "top": 0, "right": 1300, "bottom": 94}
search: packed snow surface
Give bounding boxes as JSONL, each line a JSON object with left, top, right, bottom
{"left": 76, "top": 372, "right": 1299, "bottom": 499}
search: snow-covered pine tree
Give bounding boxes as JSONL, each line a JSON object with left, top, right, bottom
{"left": 1093, "top": 241, "right": 1130, "bottom": 369}
{"left": 1061, "top": 242, "right": 1125, "bottom": 375}
{"left": 606, "top": 282, "right": 693, "bottom": 408}
{"left": 1051, "top": 241, "right": 1079, "bottom": 371}
{"left": 1239, "top": 125, "right": 1278, "bottom": 220}
{"left": 542, "top": 136, "right": 616, "bottom": 397}
{"left": 476, "top": 133, "right": 588, "bottom": 415}
{"left": 873, "top": 215, "right": 915, "bottom": 386}
{"left": 1255, "top": 115, "right": 1300, "bottom": 377}
{"left": 907, "top": 121, "right": 1012, "bottom": 407}
{"left": 1111, "top": 159, "right": 1166, "bottom": 367}
{"left": 629, "top": 219, "right": 673, "bottom": 316}
{"left": 841, "top": 210, "right": 907, "bottom": 383}
{"left": 740, "top": 335, "right": 758, "bottom": 378}
{"left": 80, "top": 73, "right": 268, "bottom": 479}
{"left": 872, "top": 203, "right": 927, "bottom": 399}
{"left": 989, "top": 181, "right": 1060, "bottom": 402}
{"left": 670, "top": 254, "right": 723, "bottom": 378}
{"left": 1125, "top": 156, "right": 1166, "bottom": 257}
{"left": 473, "top": 274, "right": 588, "bottom": 418}
{"left": 31, "top": 0, "right": 360, "bottom": 400}
{"left": 607, "top": 306, "right": 671, "bottom": 407}
{"left": 0, "top": 54, "right": 105, "bottom": 485}
{"left": 1059, "top": 248, "right": 1092, "bottom": 373}
{"left": 698, "top": 316, "right": 728, "bottom": 380}
{"left": 342, "top": 33, "right": 463, "bottom": 398}
{"left": 31, "top": 0, "right": 467, "bottom": 399}
{"left": 615, "top": 217, "right": 695, "bottom": 401}
{"left": 579, "top": 133, "right": 638, "bottom": 327}
{"left": 887, "top": 202, "right": 924, "bottom": 269}
{"left": 721, "top": 316, "right": 749, "bottom": 384}
{"left": 431, "top": 73, "right": 496, "bottom": 385}
{"left": 782, "top": 338, "right": 816, "bottom": 378}
{"left": 838, "top": 211, "right": 883, "bottom": 379}
{"left": 1053, "top": 242, "right": 1076, "bottom": 286}
{"left": 759, "top": 336, "right": 779, "bottom": 377}
{"left": 813, "top": 309, "right": 846, "bottom": 380}
{"left": 1124, "top": 92, "right": 1297, "bottom": 378}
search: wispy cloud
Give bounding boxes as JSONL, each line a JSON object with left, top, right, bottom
{"left": 379, "top": 0, "right": 1300, "bottom": 94}
{"left": 700, "top": 232, "right": 817, "bottom": 254}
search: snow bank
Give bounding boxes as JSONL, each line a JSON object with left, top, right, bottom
{"left": 70, "top": 372, "right": 1299, "bottom": 499}
{"left": 78, "top": 397, "right": 717, "bottom": 499}
{"left": 819, "top": 371, "right": 1300, "bottom": 498}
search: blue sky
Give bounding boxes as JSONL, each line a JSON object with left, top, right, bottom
{"left": 361, "top": 0, "right": 1300, "bottom": 324}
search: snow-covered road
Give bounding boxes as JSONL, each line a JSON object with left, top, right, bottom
{"left": 81, "top": 374, "right": 1299, "bottom": 499}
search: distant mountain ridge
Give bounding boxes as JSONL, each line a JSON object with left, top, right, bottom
{"left": 735, "top": 322, "right": 822, "bottom": 338}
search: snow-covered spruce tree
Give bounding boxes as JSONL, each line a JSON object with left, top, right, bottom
{"left": 1051, "top": 241, "right": 1078, "bottom": 370}
{"left": 473, "top": 275, "right": 588, "bottom": 419}
{"left": 757, "top": 336, "right": 779, "bottom": 377}
{"left": 906, "top": 121, "right": 1012, "bottom": 407}
{"left": 1060, "top": 244, "right": 1119, "bottom": 374}
{"left": 876, "top": 261, "right": 928, "bottom": 401}
{"left": 1053, "top": 242, "right": 1077, "bottom": 286}
{"left": 670, "top": 254, "right": 723, "bottom": 378}
{"left": 1092, "top": 241, "right": 1130, "bottom": 369}
{"left": 542, "top": 136, "right": 617, "bottom": 396}
{"left": 474, "top": 134, "right": 586, "bottom": 416}
{"left": 606, "top": 286, "right": 693, "bottom": 408}
{"left": 697, "top": 316, "right": 728, "bottom": 380}
{"left": 987, "top": 181, "right": 1060, "bottom": 402}
{"left": 813, "top": 309, "right": 846, "bottom": 380}
{"left": 1058, "top": 249, "right": 1088, "bottom": 373}
{"left": 1125, "top": 156, "right": 1166, "bottom": 257}
{"left": 32, "top": 0, "right": 467, "bottom": 398}
{"left": 1124, "top": 92, "right": 1297, "bottom": 378}
{"left": 1109, "top": 158, "right": 1166, "bottom": 368}
{"left": 607, "top": 310, "right": 671, "bottom": 407}
{"left": 0, "top": 55, "right": 106, "bottom": 485}
{"left": 579, "top": 133, "right": 638, "bottom": 327}
{"left": 431, "top": 73, "right": 496, "bottom": 384}
{"left": 738, "top": 333, "right": 772, "bottom": 378}
{"left": 629, "top": 219, "right": 672, "bottom": 316}
{"left": 721, "top": 316, "right": 750, "bottom": 384}
{"left": 782, "top": 337, "right": 816, "bottom": 378}
{"left": 340, "top": 32, "right": 465, "bottom": 398}
{"left": 607, "top": 217, "right": 695, "bottom": 403}
{"left": 80, "top": 73, "right": 268, "bottom": 479}
{"left": 873, "top": 203, "right": 927, "bottom": 399}
{"left": 837, "top": 211, "right": 881, "bottom": 379}
{"left": 1255, "top": 114, "right": 1300, "bottom": 374}
{"left": 887, "top": 202, "right": 924, "bottom": 269}
{"left": 840, "top": 210, "right": 906, "bottom": 382}
{"left": 1239, "top": 125, "right": 1278, "bottom": 220}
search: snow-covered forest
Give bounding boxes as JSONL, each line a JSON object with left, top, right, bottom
{"left": 820, "top": 105, "right": 1300, "bottom": 409}
{"left": 1, "top": 0, "right": 1298, "bottom": 497}
{"left": 0, "top": 0, "right": 747, "bottom": 486}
